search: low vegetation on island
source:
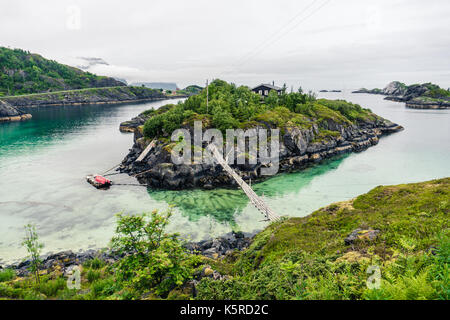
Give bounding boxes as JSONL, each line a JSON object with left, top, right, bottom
{"left": 141, "top": 79, "right": 377, "bottom": 140}
{"left": 0, "top": 178, "right": 448, "bottom": 300}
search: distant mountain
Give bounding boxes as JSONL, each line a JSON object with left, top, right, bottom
{"left": 131, "top": 82, "right": 178, "bottom": 91}
{"left": 0, "top": 47, "right": 126, "bottom": 96}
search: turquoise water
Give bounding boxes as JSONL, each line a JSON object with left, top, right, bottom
{"left": 0, "top": 93, "right": 449, "bottom": 264}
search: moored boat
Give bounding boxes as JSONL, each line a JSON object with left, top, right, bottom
{"left": 86, "top": 175, "right": 112, "bottom": 189}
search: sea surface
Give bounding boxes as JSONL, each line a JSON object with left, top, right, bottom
{"left": 0, "top": 93, "right": 449, "bottom": 264}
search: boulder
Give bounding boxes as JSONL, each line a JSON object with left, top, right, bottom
{"left": 0, "top": 100, "right": 20, "bottom": 117}
{"left": 383, "top": 81, "right": 407, "bottom": 96}
{"left": 345, "top": 228, "right": 381, "bottom": 245}
{"left": 0, "top": 100, "right": 32, "bottom": 122}
{"left": 199, "top": 265, "right": 226, "bottom": 280}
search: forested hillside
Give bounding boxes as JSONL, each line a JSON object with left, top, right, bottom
{"left": 0, "top": 47, "right": 125, "bottom": 96}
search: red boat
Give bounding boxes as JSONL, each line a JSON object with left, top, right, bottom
{"left": 86, "top": 174, "right": 112, "bottom": 189}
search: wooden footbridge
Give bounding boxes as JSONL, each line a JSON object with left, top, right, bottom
{"left": 135, "top": 139, "right": 157, "bottom": 162}
{"left": 207, "top": 144, "right": 280, "bottom": 222}
{"left": 97, "top": 140, "right": 281, "bottom": 222}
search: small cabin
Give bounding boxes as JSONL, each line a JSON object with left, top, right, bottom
{"left": 251, "top": 83, "right": 282, "bottom": 97}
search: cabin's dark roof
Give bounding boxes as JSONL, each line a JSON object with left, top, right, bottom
{"left": 251, "top": 84, "right": 282, "bottom": 91}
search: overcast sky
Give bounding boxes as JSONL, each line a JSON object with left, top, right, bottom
{"left": 1, "top": 0, "right": 449, "bottom": 90}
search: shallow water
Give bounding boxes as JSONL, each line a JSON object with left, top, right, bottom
{"left": 0, "top": 93, "right": 449, "bottom": 264}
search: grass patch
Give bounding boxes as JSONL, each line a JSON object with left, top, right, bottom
{"left": 0, "top": 269, "right": 15, "bottom": 283}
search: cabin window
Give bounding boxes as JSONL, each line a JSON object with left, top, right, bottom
{"left": 265, "top": 90, "right": 268, "bottom": 95}
{"left": 259, "top": 90, "right": 262, "bottom": 95}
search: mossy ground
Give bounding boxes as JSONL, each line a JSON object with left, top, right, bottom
{"left": 243, "top": 178, "right": 449, "bottom": 264}
{"left": 0, "top": 178, "right": 448, "bottom": 300}
{"left": 198, "top": 178, "right": 449, "bottom": 300}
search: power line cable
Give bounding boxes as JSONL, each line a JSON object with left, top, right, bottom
{"left": 230, "top": 0, "right": 332, "bottom": 72}
{"left": 229, "top": 0, "right": 320, "bottom": 69}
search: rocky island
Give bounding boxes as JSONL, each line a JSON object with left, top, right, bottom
{"left": 119, "top": 80, "right": 403, "bottom": 190}
{"left": 353, "top": 81, "right": 450, "bottom": 109}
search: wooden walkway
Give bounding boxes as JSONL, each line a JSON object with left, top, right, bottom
{"left": 135, "top": 140, "right": 156, "bottom": 162}
{"left": 207, "top": 144, "right": 280, "bottom": 222}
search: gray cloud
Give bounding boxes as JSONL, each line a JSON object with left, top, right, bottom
{"left": 0, "top": 0, "right": 449, "bottom": 90}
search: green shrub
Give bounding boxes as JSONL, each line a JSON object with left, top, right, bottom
{"left": 87, "top": 270, "right": 102, "bottom": 283}
{"left": 110, "top": 209, "right": 201, "bottom": 296}
{"left": 84, "top": 257, "right": 105, "bottom": 270}
{"left": 22, "top": 290, "right": 45, "bottom": 300}
{"left": 90, "top": 278, "right": 118, "bottom": 299}
{"left": 0, "top": 283, "right": 24, "bottom": 299}
{"left": 428, "top": 234, "right": 450, "bottom": 299}
{"left": 38, "top": 277, "right": 66, "bottom": 297}
{"left": 0, "top": 269, "right": 15, "bottom": 282}
{"left": 22, "top": 224, "right": 44, "bottom": 284}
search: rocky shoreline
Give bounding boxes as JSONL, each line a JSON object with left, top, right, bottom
{"left": 0, "top": 87, "right": 188, "bottom": 124}
{"left": 0, "top": 86, "right": 168, "bottom": 110}
{"left": 119, "top": 117, "right": 403, "bottom": 190}
{"left": 0, "top": 100, "right": 32, "bottom": 122}
{"left": 1, "top": 231, "right": 253, "bottom": 277}
{"left": 0, "top": 226, "right": 382, "bottom": 287}
{"left": 386, "top": 96, "right": 450, "bottom": 109}
{"left": 319, "top": 90, "right": 342, "bottom": 93}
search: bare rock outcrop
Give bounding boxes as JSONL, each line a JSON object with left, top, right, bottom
{"left": 0, "top": 100, "right": 32, "bottom": 122}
